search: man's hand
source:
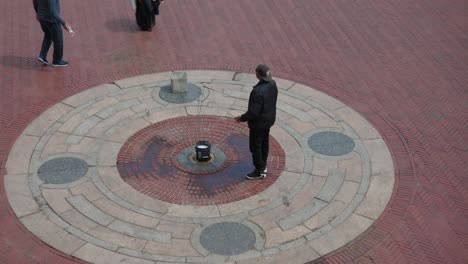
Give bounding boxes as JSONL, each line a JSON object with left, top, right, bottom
{"left": 234, "top": 116, "right": 241, "bottom": 122}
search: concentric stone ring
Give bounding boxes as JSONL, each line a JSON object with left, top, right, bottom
{"left": 5, "top": 70, "right": 395, "bottom": 263}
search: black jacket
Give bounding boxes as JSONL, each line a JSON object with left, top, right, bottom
{"left": 240, "top": 79, "right": 278, "bottom": 130}
{"left": 33, "top": 0, "right": 65, "bottom": 25}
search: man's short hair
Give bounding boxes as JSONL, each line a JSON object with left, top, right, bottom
{"left": 256, "top": 64, "right": 272, "bottom": 81}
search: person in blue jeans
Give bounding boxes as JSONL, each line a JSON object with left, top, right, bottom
{"left": 33, "top": 0, "right": 69, "bottom": 67}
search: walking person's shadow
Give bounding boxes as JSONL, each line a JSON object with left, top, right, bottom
{"left": 105, "top": 18, "right": 139, "bottom": 33}
{"left": 0, "top": 55, "right": 46, "bottom": 70}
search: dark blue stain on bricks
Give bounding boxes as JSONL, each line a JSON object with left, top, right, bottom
{"left": 118, "top": 133, "right": 253, "bottom": 197}
{"left": 118, "top": 136, "right": 177, "bottom": 179}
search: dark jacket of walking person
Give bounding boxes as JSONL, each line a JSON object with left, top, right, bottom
{"left": 33, "top": 0, "right": 69, "bottom": 67}
{"left": 235, "top": 65, "right": 278, "bottom": 180}
{"left": 135, "top": 0, "right": 161, "bottom": 31}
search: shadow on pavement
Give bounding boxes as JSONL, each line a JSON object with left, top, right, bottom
{"left": 105, "top": 18, "right": 139, "bottom": 33}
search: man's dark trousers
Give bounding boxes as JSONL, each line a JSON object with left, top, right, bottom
{"left": 39, "top": 20, "right": 63, "bottom": 63}
{"left": 249, "top": 128, "right": 270, "bottom": 173}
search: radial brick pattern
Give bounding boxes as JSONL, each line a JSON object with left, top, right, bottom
{"left": 117, "top": 115, "right": 285, "bottom": 205}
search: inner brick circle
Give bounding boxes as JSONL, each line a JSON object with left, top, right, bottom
{"left": 116, "top": 115, "right": 285, "bottom": 205}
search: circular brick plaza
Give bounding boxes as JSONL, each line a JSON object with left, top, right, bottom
{"left": 117, "top": 115, "right": 285, "bottom": 205}
{"left": 5, "top": 71, "right": 395, "bottom": 263}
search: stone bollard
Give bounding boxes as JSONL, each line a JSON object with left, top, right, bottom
{"left": 170, "top": 72, "right": 188, "bottom": 93}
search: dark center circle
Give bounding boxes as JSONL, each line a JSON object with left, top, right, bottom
{"left": 38, "top": 157, "right": 88, "bottom": 184}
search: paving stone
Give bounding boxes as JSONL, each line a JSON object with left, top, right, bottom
{"left": 65, "top": 134, "right": 83, "bottom": 145}
{"left": 111, "top": 86, "right": 154, "bottom": 101}
{"left": 218, "top": 195, "right": 272, "bottom": 216}
{"left": 303, "top": 200, "right": 347, "bottom": 231}
{"left": 277, "top": 198, "right": 327, "bottom": 231}
{"left": 23, "top": 103, "right": 73, "bottom": 136}
{"left": 70, "top": 181, "right": 104, "bottom": 201}
{"left": 85, "top": 97, "right": 120, "bottom": 116}
{"left": 316, "top": 168, "right": 345, "bottom": 202}
{"left": 185, "top": 106, "right": 228, "bottom": 117}
{"left": 334, "top": 106, "right": 382, "bottom": 139}
{"left": 334, "top": 180, "right": 359, "bottom": 204}
{"left": 338, "top": 153, "right": 363, "bottom": 182}
{"left": 355, "top": 173, "right": 394, "bottom": 219}
{"left": 286, "top": 117, "right": 317, "bottom": 135}
{"left": 306, "top": 108, "right": 341, "bottom": 128}
{"left": 4, "top": 174, "right": 40, "bottom": 217}
{"left": 114, "top": 72, "right": 173, "bottom": 88}
{"left": 63, "top": 84, "right": 121, "bottom": 107}
{"left": 97, "top": 141, "right": 122, "bottom": 167}
{"left": 156, "top": 220, "right": 197, "bottom": 239}
{"left": 20, "top": 211, "right": 86, "bottom": 254}
{"left": 61, "top": 208, "right": 100, "bottom": 232}
{"left": 144, "top": 108, "right": 187, "bottom": 124}
{"left": 144, "top": 239, "right": 199, "bottom": 256}
{"left": 67, "top": 195, "right": 114, "bottom": 225}
{"left": 363, "top": 138, "right": 394, "bottom": 175}
{"left": 308, "top": 213, "right": 373, "bottom": 256}
{"left": 72, "top": 243, "right": 153, "bottom": 264}
{"left": 88, "top": 109, "right": 137, "bottom": 139}
{"left": 118, "top": 247, "right": 187, "bottom": 263}
{"left": 274, "top": 77, "right": 295, "bottom": 90}
{"left": 58, "top": 112, "right": 92, "bottom": 134}
{"left": 277, "top": 102, "right": 312, "bottom": 122}
{"left": 5, "top": 134, "right": 39, "bottom": 175}
{"left": 224, "top": 90, "right": 249, "bottom": 100}
{"left": 279, "top": 93, "right": 314, "bottom": 112}
{"left": 167, "top": 204, "right": 220, "bottom": 218}
{"left": 233, "top": 73, "right": 257, "bottom": 83}
{"left": 89, "top": 225, "right": 148, "bottom": 251}
{"left": 312, "top": 158, "right": 337, "bottom": 176}
{"left": 94, "top": 197, "right": 159, "bottom": 228}
{"left": 65, "top": 225, "right": 119, "bottom": 251}
{"left": 42, "top": 188, "right": 73, "bottom": 214}
{"left": 264, "top": 226, "right": 310, "bottom": 248}
{"left": 108, "top": 219, "right": 171, "bottom": 243}
{"left": 115, "top": 187, "right": 170, "bottom": 214}
{"left": 67, "top": 136, "right": 100, "bottom": 155}
{"left": 98, "top": 166, "right": 129, "bottom": 192}
{"left": 106, "top": 116, "right": 149, "bottom": 142}
{"left": 95, "top": 99, "right": 140, "bottom": 119}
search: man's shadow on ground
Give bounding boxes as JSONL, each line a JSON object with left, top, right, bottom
{"left": 0, "top": 55, "right": 46, "bottom": 70}
{"left": 105, "top": 18, "right": 139, "bottom": 33}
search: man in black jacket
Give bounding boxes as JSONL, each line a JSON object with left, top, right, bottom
{"left": 235, "top": 64, "right": 278, "bottom": 179}
{"left": 33, "top": 0, "right": 69, "bottom": 67}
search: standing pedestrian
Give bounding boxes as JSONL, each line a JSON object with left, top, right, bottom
{"left": 235, "top": 64, "right": 278, "bottom": 180}
{"left": 134, "top": 0, "right": 162, "bottom": 31}
{"left": 33, "top": 0, "right": 70, "bottom": 67}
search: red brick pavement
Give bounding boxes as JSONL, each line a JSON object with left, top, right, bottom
{"left": 0, "top": 0, "right": 466, "bottom": 263}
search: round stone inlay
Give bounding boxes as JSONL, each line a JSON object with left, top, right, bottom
{"left": 38, "top": 157, "right": 88, "bottom": 184}
{"left": 117, "top": 115, "right": 285, "bottom": 205}
{"left": 200, "top": 222, "right": 256, "bottom": 255}
{"left": 159, "top": 83, "right": 202, "bottom": 104}
{"left": 308, "top": 131, "right": 355, "bottom": 156}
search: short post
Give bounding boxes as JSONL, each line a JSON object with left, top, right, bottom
{"left": 170, "top": 72, "right": 188, "bottom": 93}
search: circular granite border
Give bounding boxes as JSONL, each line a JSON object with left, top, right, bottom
{"left": 4, "top": 70, "right": 395, "bottom": 263}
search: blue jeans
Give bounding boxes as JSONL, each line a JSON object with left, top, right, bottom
{"left": 39, "top": 20, "right": 63, "bottom": 63}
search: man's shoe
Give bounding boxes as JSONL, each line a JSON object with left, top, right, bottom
{"left": 37, "top": 57, "right": 48, "bottom": 65}
{"left": 52, "top": 60, "right": 69, "bottom": 67}
{"left": 246, "top": 170, "right": 266, "bottom": 180}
